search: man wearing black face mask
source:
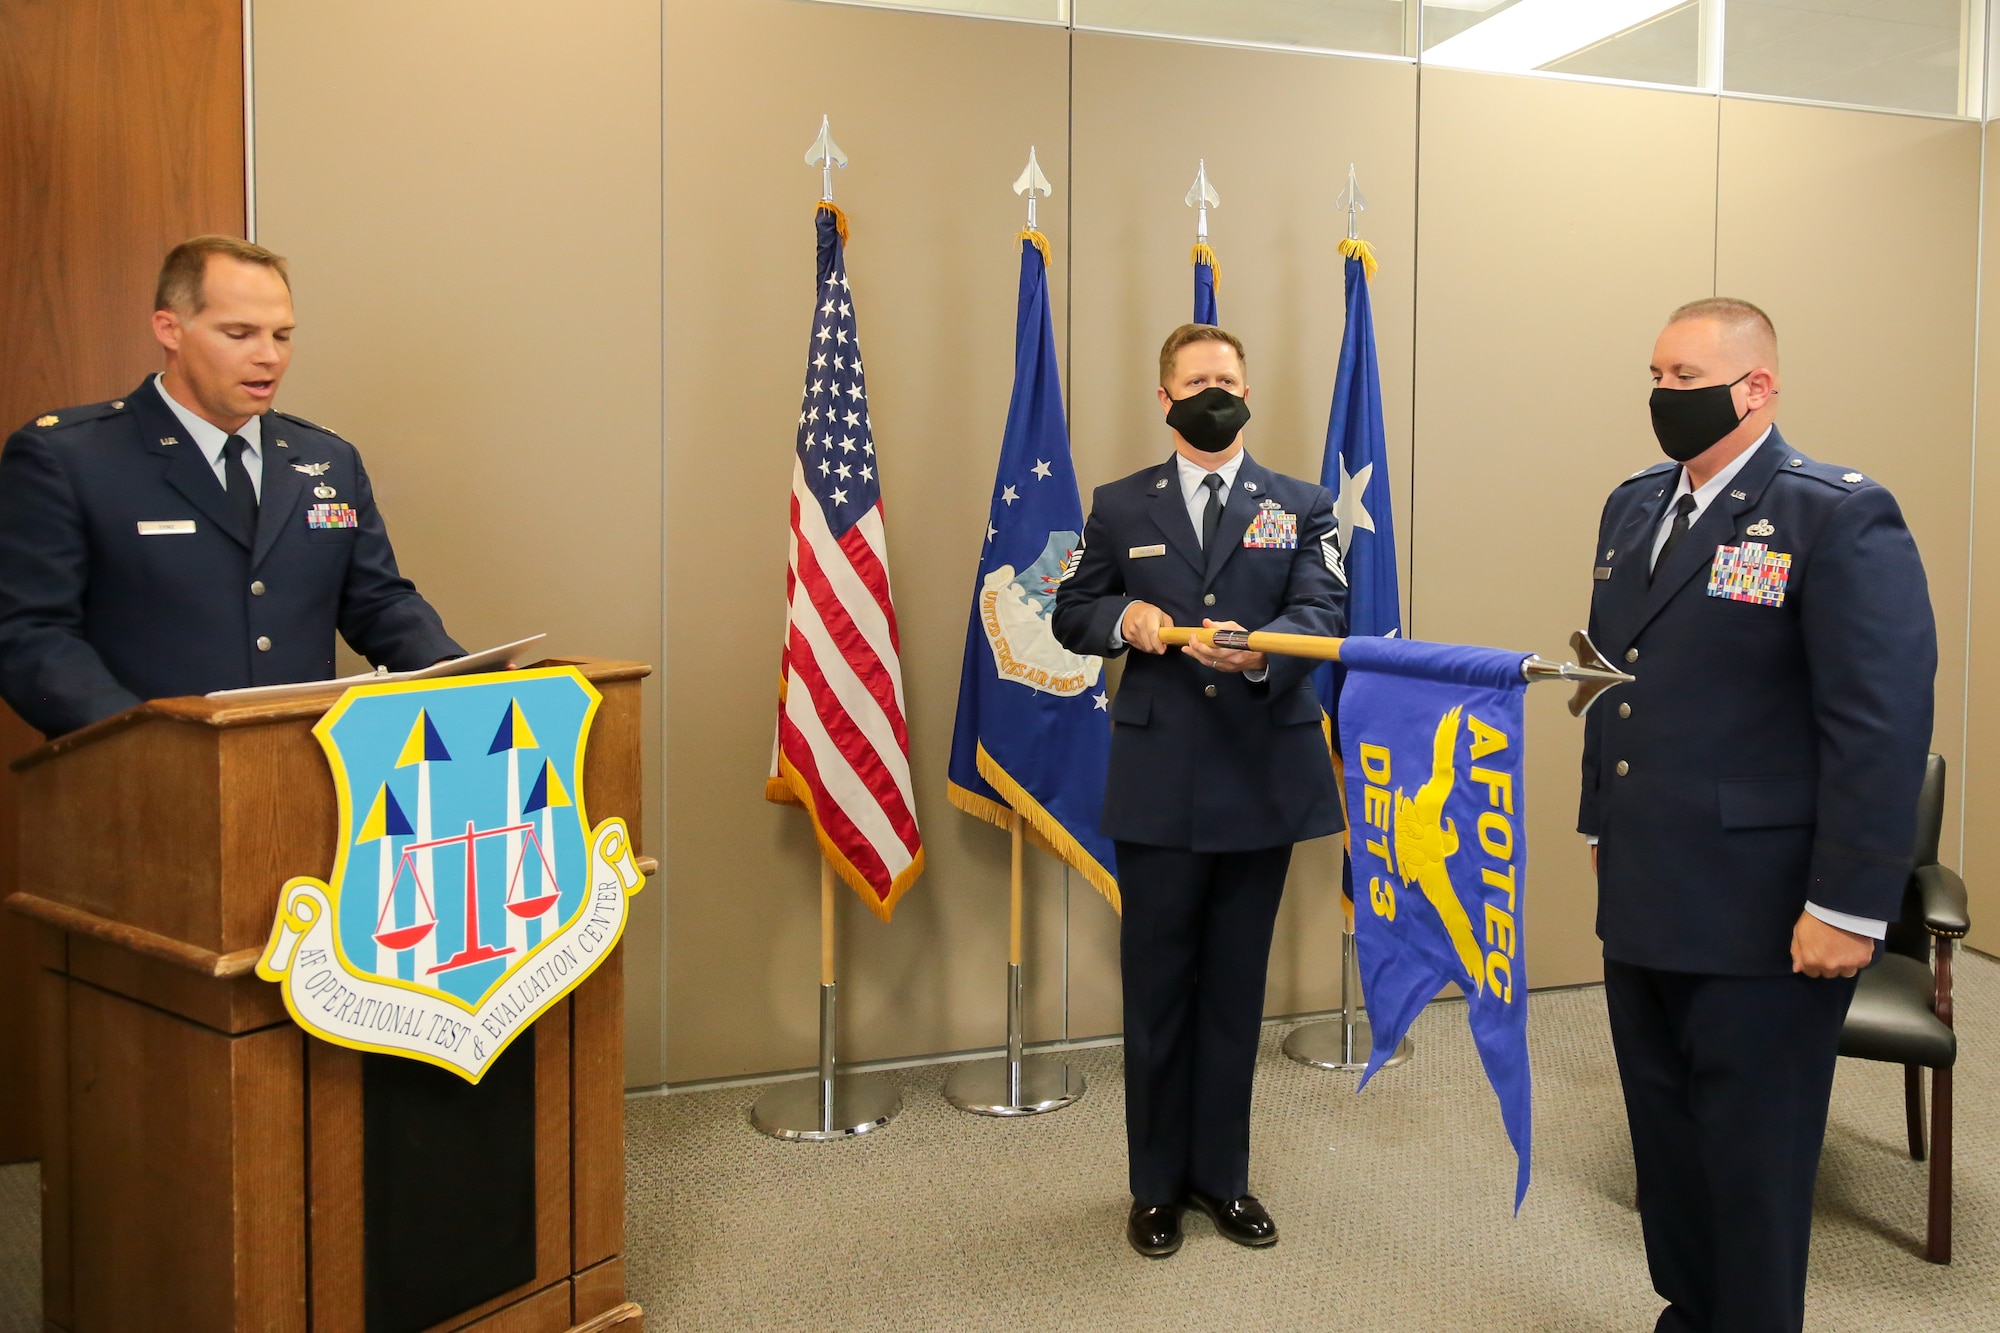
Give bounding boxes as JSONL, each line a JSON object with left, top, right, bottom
{"left": 1581, "top": 298, "right": 1935, "bottom": 1332}
{"left": 1053, "top": 324, "right": 1346, "bottom": 1259}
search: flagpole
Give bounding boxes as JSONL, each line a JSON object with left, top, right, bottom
{"left": 751, "top": 855, "right": 903, "bottom": 1140}
{"left": 944, "top": 813, "right": 1086, "bottom": 1116}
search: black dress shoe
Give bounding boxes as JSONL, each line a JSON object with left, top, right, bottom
{"left": 1185, "top": 1190, "right": 1278, "bottom": 1247}
{"left": 1127, "top": 1202, "right": 1183, "bottom": 1258}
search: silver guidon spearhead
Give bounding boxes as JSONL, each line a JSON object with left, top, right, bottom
{"left": 805, "top": 114, "right": 848, "bottom": 202}
{"left": 1519, "top": 630, "right": 1635, "bottom": 718}
{"left": 1335, "top": 162, "right": 1368, "bottom": 241}
{"left": 1013, "top": 146, "right": 1052, "bottom": 230}
{"left": 1185, "top": 159, "right": 1220, "bottom": 242}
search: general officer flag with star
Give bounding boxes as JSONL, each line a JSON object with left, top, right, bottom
{"left": 1340, "top": 636, "right": 1534, "bottom": 1209}
{"left": 947, "top": 230, "right": 1118, "bottom": 906}
{"left": 1316, "top": 238, "right": 1397, "bottom": 717}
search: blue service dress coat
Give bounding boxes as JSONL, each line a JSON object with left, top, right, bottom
{"left": 1579, "top": 428, "right": 1936, "bottom": 975}
{"left": 1052, "top": 452, "right": 1347, "bottom": 851}
{"left": 0, "top": 379, "right": 464, "bottom": 737}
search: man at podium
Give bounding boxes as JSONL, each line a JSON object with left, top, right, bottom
{"left": 0, "top": 235, "right": 462, "bottom": 737}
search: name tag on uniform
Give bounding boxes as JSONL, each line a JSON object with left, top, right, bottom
{"left": 137, "top": 520, "right": 196, "bottom": 536}
{"left": 1128, "top": 544, "right": 1166, "bottom": 559}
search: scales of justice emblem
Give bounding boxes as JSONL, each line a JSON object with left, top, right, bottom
{"left": 259, "top": 667, "right": 644, "bottom": 1081}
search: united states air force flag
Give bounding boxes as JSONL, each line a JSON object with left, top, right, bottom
{"left": 1339, "top": 637, "right": 1533, "bottom": 1208}
{"left": 947, "top": 230, "right": 1118, "bottom": 906}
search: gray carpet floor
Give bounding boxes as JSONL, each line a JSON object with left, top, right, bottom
{"left": 3, "top": 956, "right": 1994, "bottom": 1330}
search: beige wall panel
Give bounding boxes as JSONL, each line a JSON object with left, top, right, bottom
{"left": 1963, "top": 122, "right": 2000, "bottom": 952}
{"left": 1070, "top": 34, "right": 1418, "bottom": 1025}
{"left": 1413, "top": 69, "right": 1720, "bottom": 990}
{"left": 663, "top": 0, "right": 1073, "bottom": 1080}
{"left": 251, "top": 2, "right": 667, "bottom": 1080}
{"left": 1715, "top": 99, "right": 1980, "bottom": 881}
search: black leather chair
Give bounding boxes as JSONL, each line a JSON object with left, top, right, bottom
{"left": 1837, "top": 752, "right": 1969, "bottom": 1263}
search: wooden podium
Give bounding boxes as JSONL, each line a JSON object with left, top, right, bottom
{"left": 6, "top": 659, "right": 649, "bottom": 1333}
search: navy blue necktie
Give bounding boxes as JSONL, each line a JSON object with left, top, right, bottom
{"left": 1200, "top": 473, "right": 1225, "bottom": 550}
{"left": 1650, "top": 493, "right": 1697, "bottom": 583}
{"left": 222, "top": 434, "right": 259, "bottom": 539}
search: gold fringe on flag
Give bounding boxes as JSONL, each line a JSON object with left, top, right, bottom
{"left": 817, "top": 200, "right": 850, "bottom": 244}
{"left": 768, "top": 671, "right": 924, "bottom": 922}
{"left": 1191, "top": 242, "right": 1221, "bottom": 296}
{"left": 1338, "top": 235, "right": 1379, "bottom": 282}
{"left": 772, "top": 749, "right": 926, "bottom": 924}
{"left": 1016, "top": 227, "right": 1053, "bottom": 269}
{"left": 953, "top": 743, "right": 1121, "bottom": 912}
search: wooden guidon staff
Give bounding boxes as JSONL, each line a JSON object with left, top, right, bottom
{"left": 1156, "top": 627, "right": 1634, "bottom": 717}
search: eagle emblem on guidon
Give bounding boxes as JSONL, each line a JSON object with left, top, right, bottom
{"left": 1390, "top": 707, "right": 1487, "bottom": 995}
{"left": 980, "top": 529, "right": 1103, "bottom": 697}
{"left": 257, "top": 667, "right": 644, "bottom": 1082}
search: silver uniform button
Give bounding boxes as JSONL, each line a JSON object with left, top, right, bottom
{"left": 250, "top": 581, "right": 266, "bottom": 596}
{"left": 1615, "top": 760, "right": 1629, "bottom": 776}
{"left": 1618, "top": 702, "right": 1631, "bottom": 718}
{"left": 255, "top": 636, "right": 272, "bottom": 652}
{"left": 1203, "top": 593, "right": 1216, "bottom": 606}
{"left": 1624, "top": 648, "right": 1639, "bottom": 663}
{"left": 1203, "top": 684, "right": 1218, "bottom": 698}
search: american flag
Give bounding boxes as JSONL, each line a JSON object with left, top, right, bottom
{"left": 766, "top": 204, "right": 925, "bottom": 921}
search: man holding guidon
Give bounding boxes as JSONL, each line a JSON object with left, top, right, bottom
{"left": 1054, "top": 323, "right": 1347, "bottom": 1259}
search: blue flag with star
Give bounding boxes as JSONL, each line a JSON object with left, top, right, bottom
{"left": 947, "top": 233, "right": 1118, "bottom": 906}
{"left": 1339, "top": 636, "right": 1534, "bottom": 1210}
{"left": 1316, "top": 241, "right": 1398, "bottom": 717}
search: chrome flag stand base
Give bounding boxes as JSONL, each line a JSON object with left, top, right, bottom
{"left": 944, "top": 814, "right": 1086, "bottom": 1118}
{"left": 1284, "top": 926, "right": 1413, "bottom": 1073}
{"left": 944, "top": 961, "right": 1085, "bottom": 1116}
{"left": 752, "top": 980, "right": 901, "bottom": 1141}
{"left": 753, "top": 861, "right": 901, "bottom": 1141}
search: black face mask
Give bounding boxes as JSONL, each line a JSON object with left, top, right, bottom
{"left": 1649, "top": 371, "right": 1750, "bottom": 463}
{"left": 1165, "top": 386, "right": 1251, "bottom": 454}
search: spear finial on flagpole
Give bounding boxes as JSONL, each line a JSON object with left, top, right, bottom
{"left": 805, "top": 114, "right": 847, "bottom": 203}
{"left": 1336, "top": 162, "right": 1368, "bottom": 242}
{"left": 1012, "top": 145, "right": 1053, "bottom": 231}
{"left": 1184, "top": 158, "right": 1220, "bottom": 242}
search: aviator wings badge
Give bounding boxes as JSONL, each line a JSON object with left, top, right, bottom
{"left": 292, "top": 461, "right": 332, "bottom": 477}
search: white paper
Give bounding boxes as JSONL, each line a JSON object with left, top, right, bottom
{"left": 203, "top": 634, "right": 548, "bottom": 703}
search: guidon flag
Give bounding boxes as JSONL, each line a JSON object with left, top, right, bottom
{"left": 1339, "top": 636, "right": 1535, "bottom": 1209}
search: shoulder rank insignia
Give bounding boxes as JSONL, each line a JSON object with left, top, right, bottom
{"left": 1841, "top": 471, "right": 1865, "bottom": 483}
{"left": 1746, "top": 519, "right": 1774, "bottom": 537}
{"left": 35, "top": 415, "right": 57, "bottom": 427}
{"left": 292, "top": 461, "right": 332, "bottom": 477}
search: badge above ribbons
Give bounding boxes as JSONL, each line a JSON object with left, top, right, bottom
{"left": 1338, "top": 637, "right": 1534, "bottom": 1209}
{"left": 257, "top": 667, "right": 645, "bottom": 1082}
